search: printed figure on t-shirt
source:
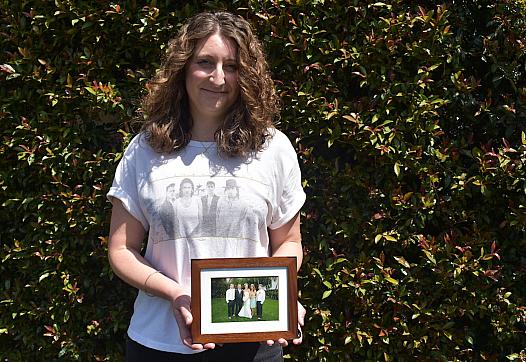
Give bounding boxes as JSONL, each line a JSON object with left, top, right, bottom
{"left": 216, "top": 179, "right": 249, "bottom": 238}
{"left": 174, "top": 178, "right": 202, "bottom": 237}
{"left": 200, "top": 180, "right": 219, "bottom": 236}
{"left": 159, "top": 183, "right": 178, "bottom": 239}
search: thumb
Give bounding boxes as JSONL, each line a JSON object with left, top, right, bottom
{"left": 179, "top": 305, "right": 193, "bottom": 326}
{"left": 298, "top": 301, "right": 306, "bottom": 326}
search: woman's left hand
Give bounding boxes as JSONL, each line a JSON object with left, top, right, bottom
{"left": 265, "top": 301, "right": 306, "bottom": 347}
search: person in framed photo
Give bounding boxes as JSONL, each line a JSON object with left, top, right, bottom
{"left": 234, "top": 283, "right": 243, "bottom": 316}
{"left": 256, "top": 284, "right": 266, "bottom": 320}
{"left": 225, "top": 283, "right": 235, "bottom": 319}
{"left": 249, "top": 284, "right": 257, "bottom": 318}
{"left": 238, "top": 283, "right": 252, "bottom": 318}
{"left": 107, "top": 11, "right": 306, "bottom": 362}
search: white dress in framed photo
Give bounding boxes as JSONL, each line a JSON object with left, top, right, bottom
{"left": 238, "top": 291, "right": 252, "bottom": 318}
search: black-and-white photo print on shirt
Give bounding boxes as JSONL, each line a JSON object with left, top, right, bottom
{"left": 151, "top": 177, "right": 265, "bottom": 243}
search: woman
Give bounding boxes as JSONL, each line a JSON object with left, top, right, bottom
{"left": 238, "top": 283, "right": 252, "bottom": 318}
{"left": 249, "top": 284, "right": 257, "bottom": 318}
{"left": 108, "top": 11, "right": 306, "bottom": 361}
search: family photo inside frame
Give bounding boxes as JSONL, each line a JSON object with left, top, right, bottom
{"left": 191, "top": 257, "right": 298, "bottom": 344}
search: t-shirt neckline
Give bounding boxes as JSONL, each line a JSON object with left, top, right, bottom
{"left": 188, "top": 140, "right": 217, "bottom": 148}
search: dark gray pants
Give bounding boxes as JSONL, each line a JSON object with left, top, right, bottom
{"left": 228, "top": 300, "right": 235, "bottom": 317}
{"left": 256, "top": 301, "right": 263, "bottom": 319}
{"left": 126, "top": 337, "right": 283, "bottom": 362}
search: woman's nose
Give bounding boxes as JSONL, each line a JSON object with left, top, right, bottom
{"left": 210, "top": 65, "right": 226, "bottom": 86}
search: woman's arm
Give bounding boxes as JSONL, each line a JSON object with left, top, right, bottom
{"left": 108, "top": 199, "right": 181, "bottom": 300}
{"left": 268, "top": 212, "right": 305, "bottom": 346}
{"left": 269, "top": 212, "right": 303, "bottom": 270}
{"left": 108, "top": 199, "right": 214, "bottom": 350}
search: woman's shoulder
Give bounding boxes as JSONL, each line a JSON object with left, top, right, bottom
{"left": 262, "top": 127, "right": 296, "bottom": 153}
{"left": 259, "top": 127, "right": 299, "bottom": 167}
{"left": 123, "top": 132, "right": 156, "bottom": 157}
{"left": 266, "top": 127, "right": 288, "bottom": 143}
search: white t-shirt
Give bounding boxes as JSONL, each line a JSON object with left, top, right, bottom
{"left": 107, "top": 128, "right": 306, "bottom": 353}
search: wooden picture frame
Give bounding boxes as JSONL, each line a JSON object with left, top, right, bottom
{"left": 191, "top": 257, "right": 298, "bottom": 343}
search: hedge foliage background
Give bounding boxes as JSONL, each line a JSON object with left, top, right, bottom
{"left": 1, "top": 0, "right": 526, "bottom": 361}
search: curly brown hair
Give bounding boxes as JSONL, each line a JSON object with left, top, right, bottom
{"left": 140, "top": 12, "right": 280, "bottom": 157}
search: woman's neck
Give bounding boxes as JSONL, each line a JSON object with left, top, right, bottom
{"left": 190, "top": 115, "right": 221, "bottom": 141}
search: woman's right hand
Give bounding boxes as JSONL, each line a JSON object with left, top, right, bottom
{"left": 172, "top": 294, "right": 216, "bottom": 351}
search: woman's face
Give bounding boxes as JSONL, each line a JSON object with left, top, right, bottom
{"left": 185, "top": 32, "right": 240, "bottom": 125}
{"left": 180, "top": 182, "right": 193, "bottom": 197}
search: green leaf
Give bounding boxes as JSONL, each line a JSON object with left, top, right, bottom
{"left": 385, "top": 277, "right": 399, "bottom": 285}
{"left": 322, "top": 290, "right": 332, "bottom": 299}
{"left": 312, "top": 268, "right": 322, "bottom": 278}
{"left": 384, "top": 235, "right": 397, "bottom": 241}
{"left": 423, "top": 250, "right": 436, "bottom": 265}
{"left": 85, "top": 87, "right": 97, "bottom": 95}
{"left": 394, "top": 256, "right": 410, "bottom": 268}
{"left": 39, "top": 273, "right": 50, "bottom": 282}
{"left": 394, "top": 162, "right": 401, "bottom": 177}
{"left": 370, "top": 2, "right": 392, "bottom": 9}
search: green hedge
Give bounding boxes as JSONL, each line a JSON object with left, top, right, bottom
{"left": 1, "top": 1, "right": 525, "bottom": 361}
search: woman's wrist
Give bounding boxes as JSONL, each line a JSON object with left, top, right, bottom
{"left": 142, "top": 269, "right": 186, "bottom": 302}
{"left": 144, "top": 270, "right": 163, "bottom": 296}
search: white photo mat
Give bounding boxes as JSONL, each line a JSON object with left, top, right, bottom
{"left": 200, "top": 266, "right": 289, "bottom": 335}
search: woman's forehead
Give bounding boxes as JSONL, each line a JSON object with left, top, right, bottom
{"left": 193, "top": 33, "right": 238, "bottom": 60}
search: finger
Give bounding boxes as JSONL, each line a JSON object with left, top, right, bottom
{"left": 173, "top": 312, "right": 194, "bottom": 347}
{"left": 173, "top": 307, "right": 204, "bottom": 350}
{"left": 266, "top": 339, "right": 275, "bottom": 346}
{"left": 292, "top": 324, "right": 303, "bottom": 345}
{"left": 292, "top": 335, "right": 303, "bottom": 345}
{"left": 277, "top": 338, "right": 288, "bottom": 347}
{"left": 177, "top": 306, "right": 215, "bottom": 350}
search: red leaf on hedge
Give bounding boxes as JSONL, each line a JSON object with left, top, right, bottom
{"left": 43, "top": 325, "right": 56, "bottom": 337}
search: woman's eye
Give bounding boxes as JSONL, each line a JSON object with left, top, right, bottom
{"left": 197, "top": 59, "right": 212, "bottom": 66}
{"left": 225, "top": 64, "right": 238, "bottom": 71}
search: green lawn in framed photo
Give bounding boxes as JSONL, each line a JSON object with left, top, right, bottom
{"left": 210, "top": 276, "right": 279, "bottom": 323}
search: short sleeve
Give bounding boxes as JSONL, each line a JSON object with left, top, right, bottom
{"left": 268, "top": 132, "right": 306, "bottom": 229}
{"left": 107, "top": 135, "right": 149, "bottom": 230}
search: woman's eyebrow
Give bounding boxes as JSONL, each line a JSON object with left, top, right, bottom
{"left": 195, "top": 53, "right": 236, "bottom": 62}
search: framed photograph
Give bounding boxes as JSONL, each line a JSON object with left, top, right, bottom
{"left": 191, "top": 257, "right": 298, "bottom": 343}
